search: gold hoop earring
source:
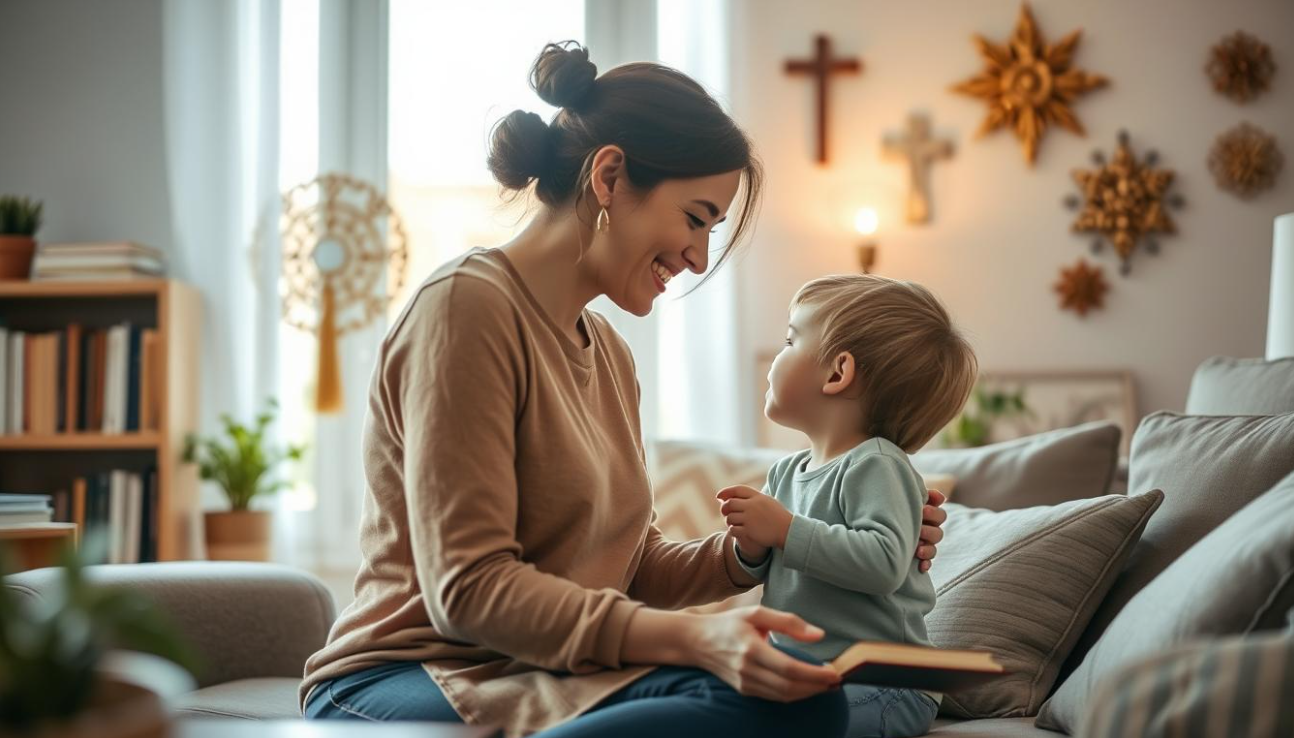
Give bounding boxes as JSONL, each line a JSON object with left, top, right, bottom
{"left": 596, "top": 206, "right": 610, "bottom": 233}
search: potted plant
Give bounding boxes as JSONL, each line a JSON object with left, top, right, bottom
{"left": 941, "top": 384, "right": 1034, "bottom": 448}
{"left": 182, "top": 398, "right": 305, "bottom": 561}
{"left": 0, "top": 195, "right": 43, "bottom": 280}
{"left": 0, "top": 537, "right": 198, "bottom": 738}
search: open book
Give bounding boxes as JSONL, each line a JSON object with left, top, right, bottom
{"left": 829, "top": 641, "right": 1007, "bottom": 692}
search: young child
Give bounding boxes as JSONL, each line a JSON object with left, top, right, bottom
{"left": 717, "top": 273, "right": 977, "bottom": 738}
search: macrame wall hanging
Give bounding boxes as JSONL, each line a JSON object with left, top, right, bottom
{"left": 279, "top": 173, "right": 409, "bottom": 413}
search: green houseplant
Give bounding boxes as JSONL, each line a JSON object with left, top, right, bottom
{"left": 182, "top": 398, "right": 305, "bottom": 561}
{"left": 0, "top": 195, "right": 43, "bottom": 280}
{"left": 941, "top": 384, "right": 1034, "bottom": 448}
{"left": 0, "top": 536, "right": 198, "bottom": 737}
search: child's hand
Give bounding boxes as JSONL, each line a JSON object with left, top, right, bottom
{"left": 717, "top": 485, "right": 793, "bottom": 552}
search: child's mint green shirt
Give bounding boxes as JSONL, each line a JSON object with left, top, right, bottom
{"left": 736, "top": 436, "right": 940, "bottom": 701}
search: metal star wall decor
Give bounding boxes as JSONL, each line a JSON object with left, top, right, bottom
{"left": 1064, "top": 131, "right": 1184, "bottom": 276}
{"left": 1054, "top": 259, "right": 1108, "bottom": 317}
{"left": 950, "top": 2, "right": 1108, "bottom": 166}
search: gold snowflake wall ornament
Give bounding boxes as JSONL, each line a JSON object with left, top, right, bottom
{"left": 280, "top": 173, "right": 409, "bottom": 413}
{"left": 1054, "top": 259, "right": 1108, "bottom": 317}
{"left": 1208, "top": 122, "right": 1283, "bottom": 199}
{"left": 1063, "top": 131, "right": 1184, "bottom": 276}
{"left": 1206, "top": 31, "right": 1275, "bottom": 104}
{"left": 950, "top": 2, "right": 1108, "bottom": 166}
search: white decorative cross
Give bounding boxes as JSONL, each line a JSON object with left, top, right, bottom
{"left": 883, "top": 113, "right": 954, "bottom": 224}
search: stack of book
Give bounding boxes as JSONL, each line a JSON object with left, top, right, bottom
{"left": 0, "top": 322, "right": 161, "bottom": 435}
{"left": 0, "top": 493, "right": 54, "bottom": 525}
{"left": 30, "top": 242, "right": 167, "bottom": 281}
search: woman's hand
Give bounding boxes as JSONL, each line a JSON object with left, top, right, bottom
{"left": 916, "top": 489, "right": 948, "bottom": 573}
{"left": 687, "top": 606, "right": 841, "bottom": 702}
{"left": 717, "top": 485, "right": 793, "bottom": 552}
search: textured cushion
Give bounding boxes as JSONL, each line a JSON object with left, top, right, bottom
{"left": 911, "top": 421, "right": 1121, "bottom": 511}
{"left": 647, "top": 439, "right": 955, "bottom": 541}
{"left": 3, "top": 562, "right": 336, "bottom": 688}
{"left": 1185, "top": 356, "right": 1294, "bottom": 415}
{"left": 928, "top": 717, "right": 1053, "bottom": 736}
{"left": 1056, "top": 412, "right": 1294, "bottom": 688}
{"left": 925, "top": 491, "right": 1163, "bottom": 719}
{"left": 1074, "top": 629, "right": 1294, "bottom": 738}
{"left": 1037, "top": 470, "right": 1294, "bottom": 733}
{"left": 175, "top": 677, "right": 304, "bottom": 720}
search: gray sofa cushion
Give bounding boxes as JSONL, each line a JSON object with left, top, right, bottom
{"left": 927, "top": 491, "right": 1163, "bottom": 719}
{"left": 928, "top": 717, "right": 1053, "bottom": 736}
{"left": 1073, "top": 629, "right": 1294, "bottom": 738}
{"left": 1055, "top": 412, "right": 1294, "bottom": 690}
{"left": 1039, "top": 469, "right": 1294, "bottom": 733}
{"left": 175, "top": 677, "right": 305, "bottom": 720}
{"left": 911, "top": 421, "right": 1122, "bottom": 511}
{"left": 4, "top": 562, "right": 336, "bottom": 689}
{"left": 1185, "top": 356, "right": 1294, "bottom": 415}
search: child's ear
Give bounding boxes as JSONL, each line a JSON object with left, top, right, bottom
{"left": 822, "top": 352, "right": 856, "bottom": 396}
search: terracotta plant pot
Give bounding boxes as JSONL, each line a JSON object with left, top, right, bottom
{"left": 0, "top": 235, "right": 36, "bottom": 280}
{"left": 204, "top": 509, "right": 272, "bottom": 561}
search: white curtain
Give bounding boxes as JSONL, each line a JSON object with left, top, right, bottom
{"left": 162, "top": 0, "right": 283, "bottom": 558}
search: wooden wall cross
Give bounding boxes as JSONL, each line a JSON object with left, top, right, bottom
{"left": 785, "top": 34, "right": 862, "bottom": 164}
{"left": 883, "top": 113, "right": 954, "bottom": 224}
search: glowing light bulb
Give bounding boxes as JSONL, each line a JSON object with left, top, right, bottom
{"left": 854, "top": 207, "right": 879, "bottom": 237}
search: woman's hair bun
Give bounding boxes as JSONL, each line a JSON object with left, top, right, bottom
{"left": 487, "top": 109, "right": 553, "bottom": 190}
{"left": 530, "top": 41, "right": 597, "bottom": 111}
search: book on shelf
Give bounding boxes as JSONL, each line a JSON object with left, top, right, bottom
{"left": 31, "top": 242, "right": 167, "bottom": 281}
{"left": 58, "top": 469, "right": 159, "bottom": 563}
{"left": 0, "top": 321, "right": 160, "bottom": 437}
{"left": 828, "top": 641, "right": 1008, "bottom": 692}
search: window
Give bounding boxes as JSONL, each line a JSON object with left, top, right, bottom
{"left": 386, "top": 0, "right": 584, "bottom": 314}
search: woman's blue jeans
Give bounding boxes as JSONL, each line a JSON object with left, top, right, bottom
{"left": 304, "top": 657, "right": 844, "bottom": 737}
{"left": 305, "top": 645, "right": 935, "bottom": 737}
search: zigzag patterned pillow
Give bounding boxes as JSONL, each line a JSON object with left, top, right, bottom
{"left": 645, "top": 439, "right": 955, "bottom": 541}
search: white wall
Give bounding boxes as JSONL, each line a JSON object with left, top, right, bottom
{"left": 726, "top": 0, "right": 1294, "bottom": 437}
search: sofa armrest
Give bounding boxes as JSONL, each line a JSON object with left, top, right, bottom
{"left": 4, "top": 562, "right": 336, "bottom": 688}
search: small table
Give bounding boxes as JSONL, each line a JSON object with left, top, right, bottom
{"left": 177, "top": 720, "right": 500, "bottom": 738}
{"left": 0, "top": 523, "right": 77, "bottom": 571}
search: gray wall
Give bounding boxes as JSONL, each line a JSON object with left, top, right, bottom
{"left": 0, "top": 0, "right": 173, "bottom": 249}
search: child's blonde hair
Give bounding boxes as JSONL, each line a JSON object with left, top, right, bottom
{"left": 791, "top": 274, "right": 978, "bottom": 453}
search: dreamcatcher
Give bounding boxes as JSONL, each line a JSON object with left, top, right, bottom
{"left": 279, "top": 173, "right": 409, "bottom": 413}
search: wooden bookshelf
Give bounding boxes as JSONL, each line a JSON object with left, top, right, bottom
{"left": 0, "top": 278, "right": 201, "bottom": 562}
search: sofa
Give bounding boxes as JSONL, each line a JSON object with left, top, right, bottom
{"left": 6, "top": 355, "right": 1293, "bottom": 737}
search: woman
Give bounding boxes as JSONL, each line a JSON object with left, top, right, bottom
{"left": 300, "top": 42, "right": 948, "bottom": 738}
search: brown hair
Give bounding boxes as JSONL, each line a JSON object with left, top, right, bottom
{"left": 792, "top": 275, "right": 979, "bottom": 453}
{"left": 487, "top": 41, "right": 762, "bottom": 278}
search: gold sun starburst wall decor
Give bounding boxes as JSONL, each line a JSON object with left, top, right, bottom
{"left": 1208, "top": 122, "right": 1283, "bottom": 200}
{"left": 950, "top": 2, "right": 1108, "bottom": 166}
{"left": 280, "top": 173, "right": 409, "bottom": 413}
{"left": 1063, "top": 131, "right": 1184, "bottom": 276}
{"left": 1206, "top": 31, "right": 1276, "bottom": 104}
{"left": 1054, "top": 259, "right": 1109, "bottom": 317}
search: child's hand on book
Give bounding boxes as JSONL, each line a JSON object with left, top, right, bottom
{"left": 717, "top": 484, "right": 793, "bottom": 552}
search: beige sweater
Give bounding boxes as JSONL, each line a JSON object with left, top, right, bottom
{"left": 299, "top": 248, "right": 759, "bottom": 736}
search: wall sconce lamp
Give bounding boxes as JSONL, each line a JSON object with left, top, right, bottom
{"left": 854, "top": 207, "right": 879, "bottom": 273}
